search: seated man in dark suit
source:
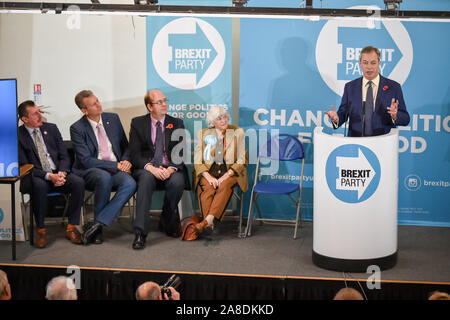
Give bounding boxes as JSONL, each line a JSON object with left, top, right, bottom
{"left": 18, "top": 100, "right": 84, "bottom": 248}
{"left": 129, "top": 89, "right": 188, "bottom": 249}
{"left": 70, "top": 90, "right": 136, "bottom": 245}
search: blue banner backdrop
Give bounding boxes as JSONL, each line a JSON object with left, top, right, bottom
{"left": 146, "top": 15, "right": 232, "bottom": 207}
{"left": 145, "top": 2, "right": 450, "bottom": 227}
{"left": 239, "top": 15, "right": 450, "bottom": 227}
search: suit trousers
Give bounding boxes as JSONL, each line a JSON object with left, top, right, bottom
{"left": 81, "top": 168, "right": 136, "bottom": 226}
{"left": 198, "top": 176, "right": 237, "bottom": 221}
{"left": 133, "top": 169, "right": 185, "bottom": 236}
{"left": 29, "top": 173, "right": 84, "bottom": 229}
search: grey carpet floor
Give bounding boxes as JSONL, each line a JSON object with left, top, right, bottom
{"left": 1, "top": 218, "right": 449, "bottom": 284}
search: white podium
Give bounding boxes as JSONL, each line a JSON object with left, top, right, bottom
{"left": 312, "top": 127, "right": 398, "bottom": 272}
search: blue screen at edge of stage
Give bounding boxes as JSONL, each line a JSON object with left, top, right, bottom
{"left": 0, "top": 79, "right": 19, "bottom": 178}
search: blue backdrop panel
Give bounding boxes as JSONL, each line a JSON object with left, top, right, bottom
{"left": 0, "top": 79, "right": 19, "bottom": 178}
{"left": 146, "top": 15, "right": 232, "bottom": 207}
{"left": 239, "top": 17, "right": 450, "bottom": 227}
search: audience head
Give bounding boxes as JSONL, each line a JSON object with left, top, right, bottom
{"left": 0, "top": 270, "right": 12, "bottom": 300}
{"left": 428, "top": 291, "right": 450, "bottom": 300}
{"left": 136, "top": 281, "right": 180, "bottom": 300}
{"left": 333, "top": 287, "right": 364, "bottom": 300}
{"left": 136, "top": 281, "right": 161, "bottom": 300}
{"left": 18, "top": 100, "right": 43, "bottom": 129}
{"left": 45, "top": 276, "right": 77, "bottom": 300}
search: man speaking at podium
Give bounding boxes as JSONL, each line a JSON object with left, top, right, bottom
{"left": 324, "top": 46, "right": 410, "bottom": 137}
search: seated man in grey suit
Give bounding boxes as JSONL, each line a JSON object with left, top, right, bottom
{"left": 70, "top": 90, "right": 136, "bottom": 245}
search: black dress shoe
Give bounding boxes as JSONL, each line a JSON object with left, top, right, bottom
{"left": 132, "top": 233, "right": 146, "bottom": 250}
{"left": 93, "top": 227, "right": 103, "bottom": 244}
{"left": 82, "top": 222, "right": 103, "bottom": 245}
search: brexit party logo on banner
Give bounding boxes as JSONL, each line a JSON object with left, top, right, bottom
{"left": 326, "top": 144, "right": 381, "bottom": 203}
{"left": 152, "top": 17, "right": 226, "bottom": 90}
{"left": 316, "top": 6, "right": 413, "bottom": 96}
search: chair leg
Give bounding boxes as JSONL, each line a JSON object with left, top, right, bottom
{"left": 245, "top": 192, "right": 257, "bottom": 237}
{"left": 61, "top": 194, "right": 70, "bottom": 225}
{"left": 238, "top": 192, "right": 244, "bottom": 237}
{"left": 293, "top": 201, "right": 302, "bottom": 239}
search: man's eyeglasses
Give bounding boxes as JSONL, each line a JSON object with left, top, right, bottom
{"left": 151, "top": 99, "right": 168, "bottom": 106}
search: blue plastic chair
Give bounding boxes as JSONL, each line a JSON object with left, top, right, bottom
{"left": 244, "top": 134, "right": 305, "bottom": 239}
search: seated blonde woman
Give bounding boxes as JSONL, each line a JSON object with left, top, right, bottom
{"left": 193, "top": 106, "right": 248, "bottom": 236}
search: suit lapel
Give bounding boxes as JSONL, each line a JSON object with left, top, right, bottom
{"left": 102, "top": 114, "right": 118, "bottom": 158}
{"left": 40, "top": 123, "right": 51, "bottom": 150}
{"left": 223, "top": 125, "right": 235, "bottom": 154}
{"left": 355, "top": 77, "right": 363, "bottom": 114}
{"left": 163, "top": 115, "right": 174, "bottom": 153}
{"left": 375, "top": 76, "right": 387, "bottom": 111}
{"left": 144, "top": 114, "right": 154, "bottom": 151}
{"left": 20, "top": 125, "right": 40, "bottom": 160}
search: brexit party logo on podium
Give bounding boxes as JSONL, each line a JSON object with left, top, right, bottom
{"left": 315, "top": 6, "right": 413, "bottom": 96}
{"left": 152, "top": 17, "right": 226, "bottom": 90}
{"left": 325, "top": 144, "right": 381, "bottom": 203}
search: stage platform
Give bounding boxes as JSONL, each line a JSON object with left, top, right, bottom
{"left": 1, "top": 218, "right": 449, "bottom": 300}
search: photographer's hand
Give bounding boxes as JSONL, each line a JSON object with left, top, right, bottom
{"left": 163, "top": 287, "right": 180, "bottom": 300}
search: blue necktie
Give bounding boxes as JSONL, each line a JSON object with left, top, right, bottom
{"left": 365, "top": 80, "right": 374, "bottom": 136}
{"left": 153, "top": 121, "right": 164, "bottom": 167}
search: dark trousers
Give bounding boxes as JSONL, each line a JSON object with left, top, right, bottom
{"left": 133, "top": 169, "right": 185, "bottom": 236}
{"left": 28, "top": 173, "right": 85, "bottom": 229}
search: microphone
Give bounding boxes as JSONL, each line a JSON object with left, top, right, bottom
{"left": 344, "top": 101, "right": 352, "bottom": 137}
{"left": 362, "top": 101, "right": 366, "bottom": 137}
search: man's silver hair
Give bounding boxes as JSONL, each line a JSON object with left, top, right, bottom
{"left": 205, "top": 106, "right": 230, "bottom": 128}
{"left": 45, "top": 276, "right": 77, "bottom": 300}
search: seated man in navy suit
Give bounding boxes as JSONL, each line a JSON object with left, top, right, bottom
{"left": 70, "top": 90, "right": 136, "bottom": 245}
{"left": 18, "top": 100, "right": 84, "bottom": 248}
{"left": 324, "top": 46, "right": 410, "bottom": 137}
{"left": 129, "top": 89, "right": 188, "bottom": 249}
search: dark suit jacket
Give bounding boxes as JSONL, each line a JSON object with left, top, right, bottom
{"left": 18, "top": 122, "right": 71, "bottom": 191}
{"left": 336, "top": 76, "right": 410, "bottom": 137}
{"left": 70, "top": 112, "right": 130, "bottom": 174}
{"left": 129, "top": 113, "right": 190, "bottom": 189}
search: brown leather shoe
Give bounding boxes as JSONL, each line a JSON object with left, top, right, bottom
{"left": 194, "top": 220, "right": 209, "bottom": 235}
{"left": 65, "top": 228, "right": 82, "bottom": 245}
{"left": 35, "top": 230, "right": 47, "bottom": 248}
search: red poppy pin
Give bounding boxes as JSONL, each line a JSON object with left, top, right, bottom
{"left": 382, "top": 85, "right": 389, "bottom": 91}
{"left": 166, "top": 123, "right": 173, "bottom": 129}
{"left": 224, "top": 142, "right": 229, "bottom": 147}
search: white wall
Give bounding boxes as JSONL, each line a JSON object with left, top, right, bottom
{"left": 0, "top": 10, "right": 147, "bottom": 139}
